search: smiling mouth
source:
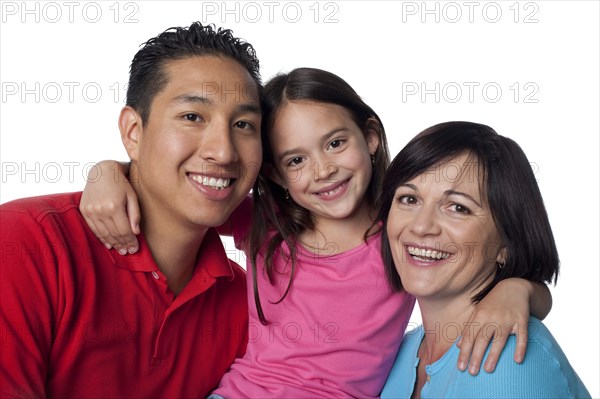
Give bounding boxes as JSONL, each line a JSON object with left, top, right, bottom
{"left": 189, "top": 174, "right": 234, "bottom": 190}
{"left": 407, "top": 245, "right": 451, "bottom": 262}
{"left": 315, "top": 178, "right": 350, "bottom": 197}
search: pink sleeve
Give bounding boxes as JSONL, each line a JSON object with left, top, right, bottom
{"left": 0, "top": 210, "right": 55, "bottom": 398}
{"left": 230, "top": 195, "right": 253, "bottom": 251}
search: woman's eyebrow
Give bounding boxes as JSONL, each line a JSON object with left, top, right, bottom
{"left": 444, "top": 189, "right": 482, "bottom": 207}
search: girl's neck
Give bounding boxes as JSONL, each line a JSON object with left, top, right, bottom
{"left": 300, "top": 203, "right": 376, "bottom": 254}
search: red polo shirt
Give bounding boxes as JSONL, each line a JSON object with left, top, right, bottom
{"left": 0, "top": 192, "right": 248, "bottom": 398}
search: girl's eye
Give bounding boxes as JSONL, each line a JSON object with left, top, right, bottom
{"left": 184, "top": 113, "right": 202, "bottom": 122}
{"left": 287, "top": 157, "right": 304, "bottom": 167}
{"left": 328, "top": 139, "right": 343, "bottom": 150}
{"left": 450, "top": 203, "right": 471, "bottom": 214}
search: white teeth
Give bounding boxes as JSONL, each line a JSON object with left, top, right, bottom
{"left": 407, "top": 246, "right": 451, "bottom": 261}
{"left": 318, "top": 182, "right": 346, "bottom": 196}
{"left": 315, "top": 179, "right": 350, "bottom": 197}
{"left": 322, "top": 187, "right": 340, "bottom": 196}
{"left": 190, "top": 174, "right": 231, "bottom": 190}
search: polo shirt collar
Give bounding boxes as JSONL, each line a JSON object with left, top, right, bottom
{"left": 112, "top": 228, "right": 236, "bottom": 280}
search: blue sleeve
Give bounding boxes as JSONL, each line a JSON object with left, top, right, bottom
{"left": 463, "top": 318, "right": 591, "bottom": 398}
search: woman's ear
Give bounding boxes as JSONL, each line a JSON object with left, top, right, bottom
{"left": 496, "top": 246, "right": 508, "bottom": 266}
{"left": 364, "top": 117, "right": 381, "bottom": 156}
{"left": 119, "top": 106, "right": 143, "bottom": 161}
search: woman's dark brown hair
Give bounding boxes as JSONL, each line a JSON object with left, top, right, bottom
{"left": 378, "top": 121, "right": 559, "bottom": 303}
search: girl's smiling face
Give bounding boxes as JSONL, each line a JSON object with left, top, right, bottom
{"left": 268, "top": 100, "right": 379, "bottom": 227}
{"left": 386, "top": 152, "right": 506, "bottom": 303}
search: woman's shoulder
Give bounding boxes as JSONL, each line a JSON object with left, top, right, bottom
{"left": 496, "top": 317, "right": 559, "bottom": 365}
{"left": 481, "top": 317, "right": 590, "bottom": 398}
{"left": 381, "top": 325, "right": 424, "bottom": 399}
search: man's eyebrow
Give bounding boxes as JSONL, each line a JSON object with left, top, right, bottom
{"left": 236, "top": 103, "right": 262, "bottom": 115}
{"left": 172, "top": 94, "right": 213, "bottom": 105}
{"left": 171, "top": 94, "right": 261, "bottom": 115}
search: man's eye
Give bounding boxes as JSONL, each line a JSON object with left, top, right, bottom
{"left": 184, "top": 113, "right": 202, "bottom": 122}
{"left": 234, "top": 121, "right": 255, "bottom": 130}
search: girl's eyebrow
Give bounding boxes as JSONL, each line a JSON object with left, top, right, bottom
{"left": 319, "top": 127, "right": 348, "bottom": 145}
{"left": 277, "top": 127, "right": 347, "bottom": 163}
{"left": 278, "top": 147, "right": 303, "bottom": 163}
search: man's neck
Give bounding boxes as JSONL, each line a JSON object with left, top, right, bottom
{"left": 142, "top": 217, "right": 208, "bottom": 295}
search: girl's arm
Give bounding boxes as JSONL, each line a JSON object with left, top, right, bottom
{"left": 456, "top": 278, "right": 552, "bottom": 375}
{"left": 80, "top": 160, "right": 139, "bottom": 255}
{"left": 79, "top": 160, "right": 251, "bottom": 254}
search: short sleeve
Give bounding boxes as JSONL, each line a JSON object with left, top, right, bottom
{"left": 0, "top": 208, "right": 57, "bottom": 398}
{"left": 469, "top": 319, "right": 591, "bottom": 398}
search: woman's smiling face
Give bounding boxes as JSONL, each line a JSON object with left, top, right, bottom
{"left": 386, "top": 152, "right": 506, "bottom": 302}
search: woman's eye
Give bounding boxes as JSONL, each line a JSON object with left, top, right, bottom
{"left": 398, "top": 195, "right": 418, "bottom": 205}
{"left": 451, "top": 204, "right": 471, "bottom": 214}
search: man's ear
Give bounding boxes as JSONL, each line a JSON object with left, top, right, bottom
{"left": 364, "top": 117, "right": 381, "bottom": 156}
{"left": 119, "top": 106, "right": 143, "bottom": 161}
{"left": 264, "top": 163, "right": 286, "bottom": 189}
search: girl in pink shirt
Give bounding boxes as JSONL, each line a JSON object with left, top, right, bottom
{"left": 80, "top": 68, "right": 551, "bottom": 398}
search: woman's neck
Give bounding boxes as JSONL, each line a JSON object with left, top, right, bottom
{"left": 417, "top": 297, "right": 477, "bottom": 366}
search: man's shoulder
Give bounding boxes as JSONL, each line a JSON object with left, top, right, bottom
{"left": 222, "top": 259, "right": 247, "bottom": 294}
{"left": 227, "top": 259, "right": 247, "bottom": 279}
{"left": 1, "top": 192, "right": 87, "bottom": 246}
{"left": 1, "top": 192, "right": 83, "bottom": 222}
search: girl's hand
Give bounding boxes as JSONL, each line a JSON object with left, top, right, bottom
{"left": 456, "top": 278, "right": 552, "bottom": 375}
{"left": 80, "top": 160, "right": 140, "bottom": 255}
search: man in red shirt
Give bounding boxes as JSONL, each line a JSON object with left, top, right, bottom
{"left": 0, "top": 22, "right": 262, "bottom": 398}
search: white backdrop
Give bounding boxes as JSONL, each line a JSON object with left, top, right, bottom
{"left": 1, "top": 1, "right": 598, "bottom": 395}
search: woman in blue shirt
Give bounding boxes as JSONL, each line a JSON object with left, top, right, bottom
{"left": 378, "top": 121, "right": 590, "bottom": 398}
